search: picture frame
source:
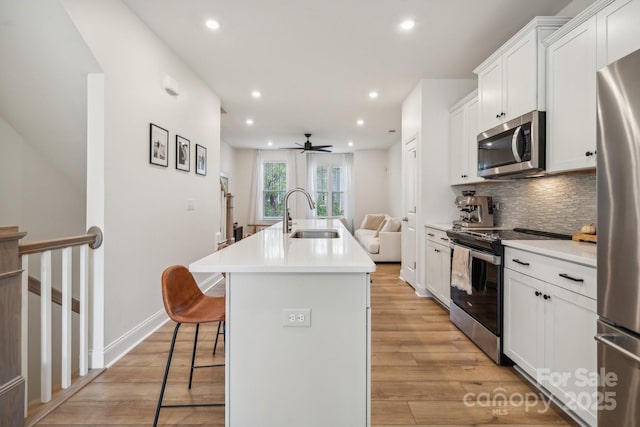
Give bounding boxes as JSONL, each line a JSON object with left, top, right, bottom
{"left": 196, "top": 144, "right": 207, "bottom": 175}
{"left": 176, "top": 135, "right": 190, "bottom": 171}
{"left": 149, "top": 123, "right": 169, "bottom": 167}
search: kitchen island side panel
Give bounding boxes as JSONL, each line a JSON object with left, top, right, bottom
{"left": 227, "top": 272, "right": 370, "bottom": 427}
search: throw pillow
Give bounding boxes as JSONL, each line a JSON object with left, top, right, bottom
{"left": 380, "top": 217, "right": 402, "bottom": 232}
{"left": 374, "top": 219, "right": 388, "bottom": 237}
{"left": 361, "top": 214, "right": 386, "bottom": 230}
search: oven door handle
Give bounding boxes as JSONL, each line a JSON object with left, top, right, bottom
{"left": 449, "top": 243, "right": 501, "bottom": 265}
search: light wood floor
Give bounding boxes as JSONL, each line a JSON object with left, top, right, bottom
{"left": 37, "top": 263, "right": 576, "bottom": 426}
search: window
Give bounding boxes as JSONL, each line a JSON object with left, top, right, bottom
{"left": 315, "top": 164, "right": 345, "bottom": 217}
{"left": 262, "top": 161, "right": 287, "bottom": 219}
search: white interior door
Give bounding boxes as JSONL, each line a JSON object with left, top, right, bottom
{"left": 401, "top": 138, "right": 417, "bottom": 287}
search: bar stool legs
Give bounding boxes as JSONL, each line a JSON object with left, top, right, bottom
{"left": 153, "top": 323, "right": 224, "bottom": 427}
{"left": 212, "top": 320, "right": 225, "bottom": 355}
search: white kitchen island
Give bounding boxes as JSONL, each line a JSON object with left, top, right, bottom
{"left": 189, "top": 219, "right": 376, "bottom": 427}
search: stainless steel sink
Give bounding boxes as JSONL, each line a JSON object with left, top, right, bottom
{"left": 290, "top": 229, "right": 340, "bottom": 239}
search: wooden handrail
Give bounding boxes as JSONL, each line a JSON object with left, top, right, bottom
{"left": 18, "top": 226, "right": 103, "bottom": 255}
{"left": 28, "top": 276, "right": 80, "bottom": 314}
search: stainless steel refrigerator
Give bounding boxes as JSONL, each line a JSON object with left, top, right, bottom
{"left": 596, "top": 48, "right": 640, "bottom": 426}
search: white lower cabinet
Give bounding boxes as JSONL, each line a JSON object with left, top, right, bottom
{"left": 504, "top": 248, "right": 597, "bottom": 426}
{"left": 425, "top": 227, "right": 451, "bottom": 307}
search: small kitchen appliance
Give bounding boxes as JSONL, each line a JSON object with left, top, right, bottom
{"left": 453, "top": 191, "right": 494, "bottom": 228}
{"left": 477, "top": 110, "right": 546, "bottom": 179}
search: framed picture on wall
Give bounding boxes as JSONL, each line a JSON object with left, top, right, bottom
{"left": 196, "top": 144, "right": 207, "bottom": 175}
{"left": 176, "top": 135, "right": 190, "bottom": 171}
{"left": 149, "top": 123, "right": 169, "bottom": 167}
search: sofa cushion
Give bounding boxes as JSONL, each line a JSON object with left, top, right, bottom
{"left": 380, "top": 217, "right": 402, "bottom": 232}
{"left": 360, "top": 214, "right": 386, "bottom": 230}
{"left": 354, "top": 229, "right": 380, "bottom": 254}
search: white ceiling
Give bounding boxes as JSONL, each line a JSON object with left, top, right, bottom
{"left": 123, "top": 0, "right": 573, "bottom": 152}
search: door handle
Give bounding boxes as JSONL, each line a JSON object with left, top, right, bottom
{"left": 595, "top": 334, "right": 640, "bottom": 364}
{"left": 511, "top": 125, "right": 523, "bottom": 162}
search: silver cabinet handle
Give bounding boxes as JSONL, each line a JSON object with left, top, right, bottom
{"left": 595, "top": 334, "right": 640, "bottom": 364}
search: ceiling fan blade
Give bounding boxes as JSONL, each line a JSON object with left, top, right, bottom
{"left": 313, "top": 148, "right": 332, "bottom": 152}
{"left": 312, "top": 145, "right": 333, "bottom": 149}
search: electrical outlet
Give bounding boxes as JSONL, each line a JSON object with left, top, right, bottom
{"left": 282, "top": 309, "right": 311, "bottom": 327}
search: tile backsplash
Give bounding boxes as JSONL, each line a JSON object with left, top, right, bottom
{"left": 469, "top": 173, "right": 596, "bottom": 235}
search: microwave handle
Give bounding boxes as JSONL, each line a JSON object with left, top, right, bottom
{"left": 511, "top": 125, "right": 523, "bottom": 162}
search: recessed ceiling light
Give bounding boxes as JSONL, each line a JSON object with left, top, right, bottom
{"left": 267, "top": 141, "right": 273, "bottom": 146}
{"left": 348, "top": 141, "right": 354, "bottom": 147}
{"left": 251, "top": 90, "right": 262, "bottom": 98}
{"left": 245, "top": 118, "right": 254, "bottom": 125}
{"left": 400, "top": 19, "right": 415, "bottom": 31}
{"left": 205, "top": 19, "right": 220, "bottom": 30}
{"left": 368, "top": 91, "right": 379, "bottom": 99}
{"left": 356, "top": 119, "right": 365, "bottom": 126}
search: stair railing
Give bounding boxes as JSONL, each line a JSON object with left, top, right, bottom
{"left": 18, "top": 226, "right": 103, "bottom": 408}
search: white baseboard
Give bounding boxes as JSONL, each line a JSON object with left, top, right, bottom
{"left": 102, "top": 273, "right": 224, "bottom": 367}
{"left": 414, "top": 288, "right": 430, "bottom": 297}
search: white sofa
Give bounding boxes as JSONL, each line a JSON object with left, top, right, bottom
{"left": 354, "top": 214, "right": 402, "bottom": 262}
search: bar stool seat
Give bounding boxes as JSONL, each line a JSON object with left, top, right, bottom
{"left": 153, "top": 265, "right": 225, "bottom": 426}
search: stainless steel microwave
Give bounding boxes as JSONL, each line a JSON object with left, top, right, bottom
{"left": 477, "top": 111, "right": 545, "bottom": 179}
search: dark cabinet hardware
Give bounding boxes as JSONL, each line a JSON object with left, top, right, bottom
{"left": 559, "top": 273, "right": 584, "bottom": 282}
{"left": 496, "top": 114, "right": 500, "bottom": 119}
{"left": 513, "top": 259, "right": 530, "bottom": 266}
{"left": 434, "top": 248, "right": 440, "bottom": 253}
{"left": 535, "top": 291, "right": 541, "bottom": 297}
{"left": 440, "top": 237, "right": 449, "bottom": 242}
{"left": 427, "top": 233, "right": 435, "bottom": 237}
{"left": 543, "top": 294, "right": 551, "bottom": 300}
{"left": 585, "top": 151, "right": 595, "bottom": 157}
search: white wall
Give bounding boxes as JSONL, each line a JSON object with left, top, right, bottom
{"left": 386, "top": 140, "right": 402, "bottom": 218}
{"left": 64, "top": 0, "right": 222, "bottom": 365}
{"left": 353, "top": 150, "right": 390, "bottom": 228}
{"left": 0, "top": 116, "right": 86, "bottom": 240}
{"left": 220, "top": 139, "right": 236, "bottom": 192}
{"left": 233, "top": 149, "right": 255, "bottom": 229}
{"left": 557, "top": 0, "right": 597, "bottom": 16}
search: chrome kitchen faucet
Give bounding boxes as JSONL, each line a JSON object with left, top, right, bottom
{"left": 283, "top": 188, "right": 316, "bottom": 233}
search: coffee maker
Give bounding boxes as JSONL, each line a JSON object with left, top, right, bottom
{"left": 453, "top": 190, "right": 494, "bottom": 228}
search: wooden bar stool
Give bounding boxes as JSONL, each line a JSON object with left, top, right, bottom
{"left": 153, "top": 265, "right": 225, "bottom": 426}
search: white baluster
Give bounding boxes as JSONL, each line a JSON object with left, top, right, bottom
{"left": 21, "top": 255, "right": 29, "bottom": 417}
{"left": 79, "top": 245, "right": 88, "bottom": 376}
{"left": 41, "top": 250, "right": 52, "bottom": 402}
{"left": 61, "top": 247, "right": 72, "bottom": 389}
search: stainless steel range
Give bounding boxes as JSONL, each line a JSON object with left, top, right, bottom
{"left": 446, "top": 227, "right": 571, "bottom": 364}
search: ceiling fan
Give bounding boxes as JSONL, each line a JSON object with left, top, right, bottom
{"left": 282, "top": 133, "right": 333, "bottom": 153}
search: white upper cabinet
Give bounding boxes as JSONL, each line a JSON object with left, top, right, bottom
{"left": 449, "top": 90, "right": 481, "bottom": 185}
{"left": 597, "top": 0, "right": 640, "bottom": 68}
{"left": 546, "top": 18, "right": 598, "bottom": 172}
{"left": 545, "top": 0, "right": 639, "bottom": 173}
{"left": 475, "top": 17, "right": 570, "bottom": 133}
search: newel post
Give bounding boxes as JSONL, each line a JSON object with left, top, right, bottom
{"left": 0, "top": 226, "right": 27, "bottom": 425}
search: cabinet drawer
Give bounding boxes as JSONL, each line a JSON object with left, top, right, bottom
{"left": 505, "top": 247, "right": 596, "bottom": 299}
{"left": 425, "top": 227, "right": 450, "bottom": 245}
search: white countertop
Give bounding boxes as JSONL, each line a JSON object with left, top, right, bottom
{"left": 425, "top": 223, "right": 452, "bottom": 232}
{"left": 190, "top": 219, "right": 376, "bottom": 273}
{"left": 502, "top": 239, "right": 597, "bottom": 267}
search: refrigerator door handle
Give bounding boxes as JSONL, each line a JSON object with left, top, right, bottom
{"left": 595, "top": 334, "right": 640, "bottom": 364}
